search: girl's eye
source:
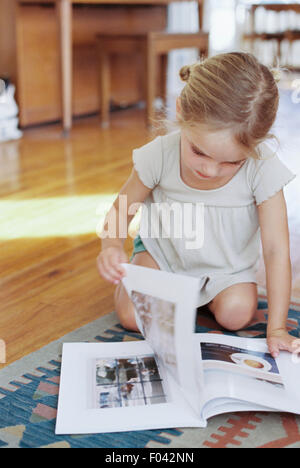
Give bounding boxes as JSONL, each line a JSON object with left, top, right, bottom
{"left": 223, "top": 160, "right": 243, "bottom": 167}
{"left": 192, "top": 148, "right": 205, "bottom": 156}
{"left": 191, "top": 146, "right": 244, "bottom": 166}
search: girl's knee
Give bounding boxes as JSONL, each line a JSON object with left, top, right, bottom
{"left": 215, "top": 306, "right": 255, "bottom": 331}
{"left": 114, "top": 283, "right": 139, "bottom": 332}
{"left": 212, "top": 293, "right": 257, "bottom": 331}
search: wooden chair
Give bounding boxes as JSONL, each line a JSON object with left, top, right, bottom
{"left": 96, "top": 6, "right": 209, "bottom": 127}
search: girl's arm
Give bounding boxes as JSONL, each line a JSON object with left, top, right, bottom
{"left": 257, "top": 189, "right": 297, "bottom": 356}
{"left": 97, "top": 168, "right": 152, "bottom": 283}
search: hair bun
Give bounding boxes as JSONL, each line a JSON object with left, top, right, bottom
{"left": 270, "top": 67, "right": 282, "bottom": 83}
{"left": 179, "top": 65, "right": 191, "bottom": 83}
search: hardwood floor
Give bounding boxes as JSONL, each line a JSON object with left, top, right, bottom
{"left": 0, "top": 84, "right": 299, "bottom": 368}
{"left": 0, "top": 109, "right": 152, "bottom": 367}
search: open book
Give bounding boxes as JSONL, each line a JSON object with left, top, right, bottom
{"left": 56, "top": 264, "right": 300, "bottom": 434}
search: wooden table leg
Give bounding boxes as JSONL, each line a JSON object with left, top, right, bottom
{"left": 97, "top": 39, "right": 111, "bottom": 128}
{"left": 57, "top": 0, "right": 72, "bottom": 136}
{"left": 160, "top": 54, "right": 168, "bottom": 106}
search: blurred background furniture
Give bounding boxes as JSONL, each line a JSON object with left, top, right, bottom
{"left": 243, "top": 31, "right": 286, "bottom": 63}
{"left": 0, "top": 0, "right": 205, "bottom": 134}
{"left": 285, "top": 28, "right": 300, "bottom": 71}
{"left": 242, "top": 2, "right": 300, "bottom": 67}
{"left": 96, "top": 30, "right": 209, "bottom": 127}
{"left": 0, "top": 78, "right": 23, "bottom": 142}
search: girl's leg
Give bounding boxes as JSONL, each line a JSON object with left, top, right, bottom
{"left": 114, "top": 251, "right": 160, "bottom": 331}
{"left": 207, "top": 282, "right": 258, "bottom": 331}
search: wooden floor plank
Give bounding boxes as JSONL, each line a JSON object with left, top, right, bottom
{"left": 0, "top": 108, "right": 149, "bottom": 366}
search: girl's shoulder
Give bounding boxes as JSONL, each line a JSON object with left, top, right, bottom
{"left": 245, "top": 142, "right": 296, "bottom": 206}
{"left": 132, "top": 131, "right": 180, "bottom": 189}
{"left": 245, "top": 142, "right": 292, "bottom": 179}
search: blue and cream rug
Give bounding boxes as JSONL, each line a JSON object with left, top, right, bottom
{"left": 1, "top": 299, "right": 300, "bottom": 448}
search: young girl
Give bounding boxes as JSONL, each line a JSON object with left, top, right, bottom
{"left": 97, "top": 52, "right": 299, "bottom": 359}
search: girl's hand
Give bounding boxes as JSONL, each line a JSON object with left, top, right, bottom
{"left": 97, "top": 246, "right": 128, "bottom": 285}
{"left": 267, "top": 329, "right": 300, "bottom": 359}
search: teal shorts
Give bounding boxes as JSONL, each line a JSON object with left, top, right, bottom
{"left": 130, "top": 235, "right": 147, "bottom": 261}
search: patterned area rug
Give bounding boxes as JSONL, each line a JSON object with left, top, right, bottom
{"left": 1, "top": 299, "right": 300, "bottom": 448}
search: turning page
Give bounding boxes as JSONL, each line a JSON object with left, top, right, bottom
{"left": 121, "top": 263, "right": 206, "bottom": 414}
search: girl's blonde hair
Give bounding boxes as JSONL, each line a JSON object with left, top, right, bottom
{"left": 178, "top": 52, "right": 280, "bottom": 159}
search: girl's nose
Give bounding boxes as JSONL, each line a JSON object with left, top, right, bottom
{"left": 203, "top": 164, "right": 219, "bottom": 177}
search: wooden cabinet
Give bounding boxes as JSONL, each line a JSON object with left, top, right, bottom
{"left": 0, "top": 1, "right": 167, "bottom": 127}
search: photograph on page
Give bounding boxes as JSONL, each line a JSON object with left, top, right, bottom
{"left": 131, "top": 291, "right": 178, "bottom": 382}
{"left": 195, "top": 333, "right": 298, "bottom": 414}
{"left": 93, "top": 354, "right": 168, "bottom": 409}
{"left": 55, "top": 341, "right": 204, "bottom": 435}
{"left": 201, "top": 342, "right": 284, "bottom": 388}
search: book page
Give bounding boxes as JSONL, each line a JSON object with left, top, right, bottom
{"left": 194, "top": 334, "right": 300, "bottom": 416}
{"left": 130, "top": 291, "right": 178, "bottom": 385}
{"left": 56, "top": 341, "right": 204, "bottom": 435}
{"left": 56, "top": 266, "right": 208, "bottom": 434}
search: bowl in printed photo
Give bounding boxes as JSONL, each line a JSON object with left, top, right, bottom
{"left": 230, "top": 353, "right": 272, "bottom": 372}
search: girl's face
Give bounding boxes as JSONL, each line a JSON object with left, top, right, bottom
{"left": 180, "top": 126, "right": 248, "bottom": 182}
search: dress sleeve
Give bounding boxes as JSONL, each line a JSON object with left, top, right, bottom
{"left": 249, "top": 146, "right": 296, "bottom": 206}
{"left": 132, "top": 136, "right": 163, "bottom": 189}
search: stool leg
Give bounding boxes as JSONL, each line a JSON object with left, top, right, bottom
{"left": 98, "top": 43, "right": 110, "bottom": 128}
{"left": 287, "top": 38, "right": 292, "bottom": 68}
{"left": 199, "top": 43, "right": 209, "bottom": 61}
{"left": 145, "top": 38, "right": 156, "bottom": 127}
{"left": 276, "top": 38, "right": 282, "bottom": 65}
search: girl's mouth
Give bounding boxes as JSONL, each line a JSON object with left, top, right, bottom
{"left": 195, "top": 170, "right": 212, "bottom": 179}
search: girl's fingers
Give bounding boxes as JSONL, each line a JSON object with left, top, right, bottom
{"left": 96, "top": 248, "right": 128, "bottom": 284}
{"left": 115, "top": 261, "right": 127, "bottom": 277}
{"left": 104, "top": 254, "right": 128, "bottom": 283}
{"left": 97, "top": 261, "right": 116, "bottom": 284}
{"left": 284, "top": 342, "right": 297, "bottom": 353}
{"left": 292, "top": 339, "right": 300, "bottom": 349}
{"left": 268, "top": 338, "right": 300, "bottom": 357}
{"left": 99, "top": 256, "right": 122, "bottom": 284}
{"left": 108, "top": 258, "right": 125, "bottom": 280}
{"left": 111, "top": 253, "right": 128, "bottom": 277}
{"left": 279, "top": 338, "right": 300, "bottom": 353}
{"left": 268, "top": 340, "right": 280, "bottom": 358}
{"left": 270, "top": 348, "right": 279, "bottom": 358}
{"left": 269, "top": 340, "right": 287, "bottom": 359}
{"left": 292, "top": 345, "right": 300, "bottom": 364}
{"left": 292, "top": 339, "right": 300, "bottom": 355}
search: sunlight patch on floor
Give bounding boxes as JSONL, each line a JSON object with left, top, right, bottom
{"left": 0, "top": 194, "right": 118, "bottom": 239}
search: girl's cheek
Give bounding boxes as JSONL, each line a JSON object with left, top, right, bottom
{"left": 223, "top": 165, "right": 238, "bottom": 174}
